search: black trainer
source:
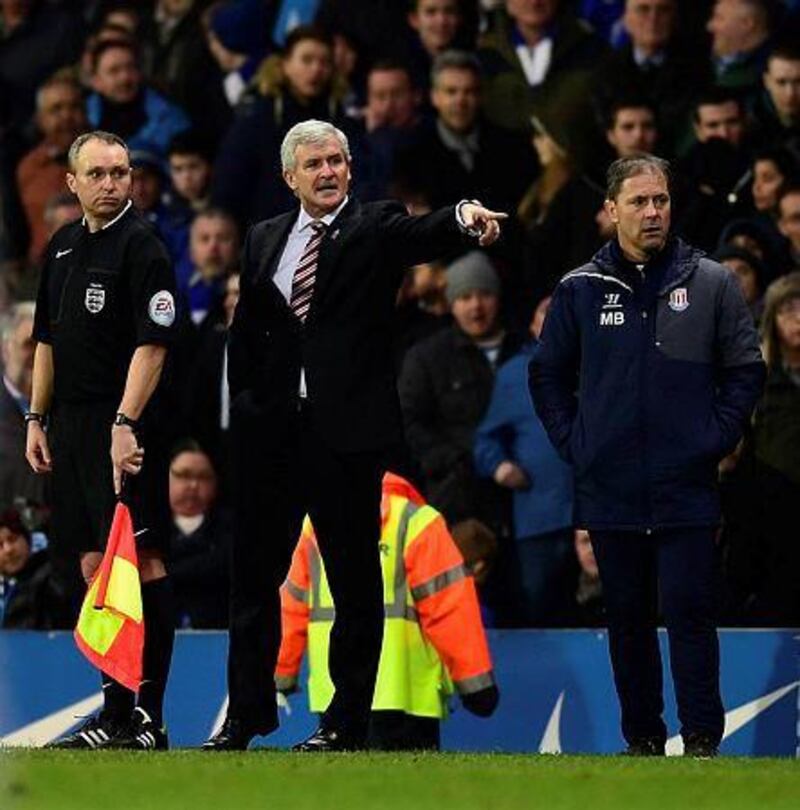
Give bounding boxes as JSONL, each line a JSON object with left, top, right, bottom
{"left": 621, "top": 737, "right": 666, "bottom": 756}
{"left": 293, "top": 725, "right": 362, "bottom": 752}
{"left": 201, "top": 717, "right": 256, "bottom": 751}
{"left": 111, "top": 707, "right": 169, "bottom": 751}
{"left": 45, "top": 713, "right": 126, "bottom": 750}
{"left": 683, "top": 731, "right": 719, "bottom": 759}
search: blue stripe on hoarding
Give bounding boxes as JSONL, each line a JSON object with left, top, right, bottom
{"left": 0, "top": 630, "right": 796, "bottom": 754}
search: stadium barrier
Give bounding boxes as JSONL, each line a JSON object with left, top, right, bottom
{"left": 1, "top": 629, "right": 796, "bottom": 755}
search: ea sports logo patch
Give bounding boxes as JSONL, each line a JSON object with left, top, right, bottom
{"left": 148, "top": 290, "right": 175, "bottom": 327}
{"left": 668, "top": 287, "right": 689, "bottom": 312}
{"left": 85, "top": 284, "right": 105, "bottom": 314}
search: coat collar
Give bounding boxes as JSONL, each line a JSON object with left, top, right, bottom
{"left": 254, "top": 210, "right": 296, "bottom": 288}
{"left": 591, "top": 236, "right": 704, "bottom": 296}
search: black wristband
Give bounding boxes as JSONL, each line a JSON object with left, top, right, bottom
{"left": 113, "top": 412, "right": 139, "bottom": 430}
{"left": 24, "top": 411, "right": 44, "bottom": 425}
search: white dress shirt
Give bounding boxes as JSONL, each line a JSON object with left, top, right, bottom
{"left": 516, "top": 37, "right": 553, "bottom": 87}
{"left": 273, "top": 197, "right": 349, "bottom": 301}
{"left": 273, "top": 197, "right": 349, "bottom": 396}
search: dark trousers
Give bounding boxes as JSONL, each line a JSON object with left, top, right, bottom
{"left": 366, "top": 711, "right": 440, "bottom": 751}
{"left": 513, "top": 529, "right": 578, "bottom": 626}
{"left": 228, "top": 400, "right": 384, "bottom": 738}
{"left": 591, "top": 527, "right": 724, "bottom": 746}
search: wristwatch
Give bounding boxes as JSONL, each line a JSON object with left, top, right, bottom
{"left": 24, "top": 411, "right": 44, "bottom": 425}
{"left": 455, "top": 199, "right": 484, "bottom": 237}
{"left": 113, "top": 412, "right": 139, "bottom": 430}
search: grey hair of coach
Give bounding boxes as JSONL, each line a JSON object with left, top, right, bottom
{"left": 606, "top": 155, "right": 671, "bottom": 201}
{"left": 280, "top": 120, "right": 351, "bottom": 172}
{"left": 67, "top": 130, "right": 130, "bottom": 172}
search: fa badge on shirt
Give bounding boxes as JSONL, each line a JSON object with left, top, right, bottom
{"left": 668, "top": 288, "right": 689, "bottom": 312}
{"left": 85, "top": 284, "right": 105, "bottom": 314}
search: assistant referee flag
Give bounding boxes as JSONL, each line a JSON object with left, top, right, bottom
{"left": 74, "top": 502, "right": 144, "bottom": 691}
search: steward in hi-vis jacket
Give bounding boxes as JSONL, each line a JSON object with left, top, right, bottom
{"left": 276, "top": 472, "right": 498, "bottom": 750}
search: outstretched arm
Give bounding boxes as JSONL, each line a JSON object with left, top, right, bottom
{"left": 380, "top": 200, "right": 508, "bottom": 270}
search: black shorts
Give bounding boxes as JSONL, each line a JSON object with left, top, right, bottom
{"left": 49, "top": 400, "right": 170, "bottom": 555}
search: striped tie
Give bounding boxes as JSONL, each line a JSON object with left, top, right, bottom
{"left": 290, "top": 220, "right": 326, "bottom": 322}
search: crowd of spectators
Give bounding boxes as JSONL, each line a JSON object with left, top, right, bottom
{"left": 1, "top": 0, "right": 799, "bottom": 631}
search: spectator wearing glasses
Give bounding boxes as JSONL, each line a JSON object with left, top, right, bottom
{"left": 167, "top": 440, "right": 230, "bottom": 629}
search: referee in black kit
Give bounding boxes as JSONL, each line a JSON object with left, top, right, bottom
{"left": 25, "top": 131, "right": 176, "bottom": 750}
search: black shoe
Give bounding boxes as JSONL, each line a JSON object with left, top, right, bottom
{"left": 201, "top": 717, "right": 256, "bottom": 751}
{"left": 44, "top": 712, "right": 126, "bottom": 750}
{"left": 293, "top": 726, "right": 360, "bottom": 752}
{"left": 110, "top": 707, "right": 168, "bottom": 751}
{"left": 622, "top": 737, "right": 666, "bottom": 756}
{"left": 683, "top": 731, "right": 719, "bottom": 759}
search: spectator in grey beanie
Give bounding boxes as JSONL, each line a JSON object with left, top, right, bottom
{"left": 400, "top": 249, "right": 522, "bottom": 577}
{"left": 445, "top": 251, "right": 501, "bottom": 305}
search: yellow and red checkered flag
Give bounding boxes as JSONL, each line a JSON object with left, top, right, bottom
{"left": 74, "top": 502, "right": 144, "bottom": 691}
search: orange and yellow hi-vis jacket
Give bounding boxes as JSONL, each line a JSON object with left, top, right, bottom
{"left": 74, "top": 502, "right": 144, "bottom": 692}
{"left": 276, "top": 472, "right": 495, "bottom": 718}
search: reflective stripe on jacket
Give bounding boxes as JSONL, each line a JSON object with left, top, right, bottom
{"left": 276, "top": 473, "right": 494, "bottom": 718}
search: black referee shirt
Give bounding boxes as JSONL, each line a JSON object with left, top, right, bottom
{"left": 33, "top": 201, "right": 177, "bottom": 404}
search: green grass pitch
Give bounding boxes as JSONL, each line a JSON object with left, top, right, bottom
{"left": 2, "top": 751, "right": 799, "bottom": 810}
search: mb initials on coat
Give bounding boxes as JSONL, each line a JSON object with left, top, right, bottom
{"left": 600, "top": 311, "right": 625, "bottom": 326}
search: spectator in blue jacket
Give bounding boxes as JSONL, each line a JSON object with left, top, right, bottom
{"left": 86, "top": 39, "right": 191, "bottom": 157}
{"left": 530, "top": 155, "right": 765, "bottom": 758}
{"left": 474, "top": 295, "right": 576, "bottom": 626}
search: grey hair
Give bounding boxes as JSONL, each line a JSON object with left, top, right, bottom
{"left": 68, "top": 130, "right": 129, "bottom": 172}
{"left": 280, "top": 120, "right": 351, "bottom": 172}
{"left": 606, "top": 155, "right": 671, "bottom": 201}
{"left": 1, "top": 301, "right": 36, "bottom": 346}
{"left": 431, "top": 49, "right": 483, "bottom": 88}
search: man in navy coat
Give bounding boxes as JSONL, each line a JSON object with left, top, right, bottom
{"left": 530, "top": 155, "right": 765, "bottom": 757}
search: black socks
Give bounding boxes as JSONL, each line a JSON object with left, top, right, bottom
{"left": 102, "top": 672, "right": 134, "bottom": 722}
{"left": 137, "top": 576, "right": 176, "bottom": 727}
{"left": 100, "top": 576, "right": 175, "bottom": 727}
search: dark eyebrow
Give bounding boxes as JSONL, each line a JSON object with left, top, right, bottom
{"left": 86, "top": 163, "right": 129, "bottom": 172}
